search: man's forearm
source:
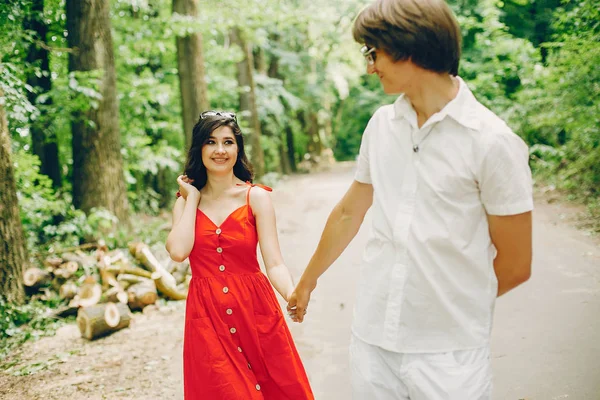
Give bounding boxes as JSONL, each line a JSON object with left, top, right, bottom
{"left": 487, "top": 211, "right": 532, "bottom": 297}
{"left": 494, "top": 254, "right": 531, "bottom": 297}
{"left": 298, "top": 203, "right": 364, "bottom": 288}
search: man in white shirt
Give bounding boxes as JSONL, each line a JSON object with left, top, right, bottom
{"left": 287, "top": 0, "right": 533, "bottom": 399}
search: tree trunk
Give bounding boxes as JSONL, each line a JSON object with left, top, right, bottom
{"left": 230, "top": 26, "right": 265, "bottom": 178}
{"left": 322, "top": 97, "right": 333, "bottom": 152}
{"left": 127, "top": 280, "right": 158, "bottom": 311}
{"left": 23, "top": 267, "right": 52, "bottom": 290}
{"left": 0, "top": 88, "right": 27, "bottom": 304}
{"left": 59, "top": 282, "right": 78, "bottom": 300}
{"left": 128, "top": 242, "right": 187, "bottom": 300}
{"left": 267, "top": 32, "right": 283, "bottom": 78}
{"left": 278, "top": 138, "right": 291, "bottom": 175}
{"left": 24, "top": 0, "right": 61, "bottom": 188}
{"left": 285, "top": 124, "right": 297, "bottom": 173}
{"left": 173, "top": 0, "right": 209, "bottom": 149}
{"left": 253, "top": 46, "right": 267, "bottom": 75}
{"left": 77, "top": 302, "right": 131, "bottom": 340}
{"left": 307, "top": 111, "right": 322, "bottom": 157}
{"left": 264, "top": 42, "right": 291, "bottom": 175}
{"left": 76, "top": 277, "right": 102, "bottom": 308}
{"left": 66, "top": 0, "right": 130, "bottom": 223}
{"left": 155, "top": 168, "right": 171, "bottom": 209}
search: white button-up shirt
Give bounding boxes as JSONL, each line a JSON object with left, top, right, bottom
{"left": 352, "top": 77, "right": 533, "bottom": 353}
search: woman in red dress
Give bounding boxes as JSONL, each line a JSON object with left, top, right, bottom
{"left": 166, "top": 111, "right": 314, "bottom": 400}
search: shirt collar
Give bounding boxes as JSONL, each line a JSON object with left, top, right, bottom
{"left": 392, "top": 76, "right": 481, "bottom": 130}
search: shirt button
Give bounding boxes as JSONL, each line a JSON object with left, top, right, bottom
{"left": 247, "top": 363, "right": 252, "bottom": 369}
{"left": 216, "top": 247, "right": 223, "bottom": 253}
{"left": 226, "top": 309, "right": 233, "bottom": 315}
{"left": 230, "top": 327, "right": 236, "bottom": 334}
{"left": 237, "top": 347, "right": 242, "bottom": 352}
{"left": 255, "top": 384, "right": 261, "bottom": 391}
{"left": 216, "top": 228, "right": 222, "bottom": 235}
{"left": 222, "top": 287, "right": 229, "bottom": 294}
{"left": 219, "top": 265, "right": 225, "bottom": 272}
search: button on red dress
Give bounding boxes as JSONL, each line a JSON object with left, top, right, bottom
{"left": 183, "top": 183, "right": 314, "bottom": 399}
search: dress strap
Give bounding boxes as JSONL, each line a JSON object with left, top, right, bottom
{"left": 236, "top": 181, "right": 273, "bottom": 207}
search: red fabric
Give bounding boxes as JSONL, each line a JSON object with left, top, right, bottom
{"left": 183, "top": 183, "right": 314, "bottom": 399}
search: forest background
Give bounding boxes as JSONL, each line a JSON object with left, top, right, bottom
{"left": 0, "top": 0, "right": 598, "bottom": 358}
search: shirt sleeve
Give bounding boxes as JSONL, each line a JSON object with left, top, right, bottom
{"left": 479, "top": 131, "right": 534, "bottom": 216}
{"left": 354, "top": 118, "right": 374, "bottom": 184}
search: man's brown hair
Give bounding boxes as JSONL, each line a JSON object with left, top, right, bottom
{"left": 353, "top": 0, "right": 462, "bottom": 76}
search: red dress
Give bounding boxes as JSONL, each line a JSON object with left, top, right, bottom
{"left": 183, "top": 183, "right": 314, "bottom": 400}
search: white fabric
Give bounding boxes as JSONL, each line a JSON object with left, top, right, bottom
{"left": 350, "top": 333, "right": 492, "bottom": 400}
{"left": 353, "top": 77, "right": 533, "bottom": 353}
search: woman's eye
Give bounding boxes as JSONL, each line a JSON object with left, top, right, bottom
{"left": 225, "top": 140, "right": 235, "bottom": 145}
{"left": 206, "top": 140, "right": 215, "bottom": 144}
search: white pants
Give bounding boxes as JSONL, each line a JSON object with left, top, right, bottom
{"left": 350, "top": 334, "right": 492, "bottom": 400}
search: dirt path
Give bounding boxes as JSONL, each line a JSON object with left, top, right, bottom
{"left": 1, "top": 163, "right": 599, "bottom": 400}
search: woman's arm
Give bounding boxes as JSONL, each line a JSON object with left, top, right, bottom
{"left": 251, "top": 188, "right": 295, "bottom": 302}
{"left": 166, "top": 176, "right": 201, "bottom": 262}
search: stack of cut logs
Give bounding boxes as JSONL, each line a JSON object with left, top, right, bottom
{"left": 24, "top": 241, "right": 190, "bottom": 340}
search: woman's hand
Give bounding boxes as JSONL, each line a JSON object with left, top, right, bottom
{"left": 286, "top": 279, "right": 316, "bottom": 323}
{"left": 176, "top": 175, "right": 200, "bottom": 203}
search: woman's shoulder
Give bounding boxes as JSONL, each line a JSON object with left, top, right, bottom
{"left": 249, "top": 184, "right": 272, "bottom": 197}
{"left": 246, "top": 183, "right": 273, "bottom": 212}
{"left": 237, "top": 180, "right": 273, "bottom": 194}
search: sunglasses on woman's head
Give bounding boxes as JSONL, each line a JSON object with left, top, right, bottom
{"left": 200, "top": 111, "right": 237, "bottom": 122}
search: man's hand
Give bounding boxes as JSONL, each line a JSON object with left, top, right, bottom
{"left": 285, "top": 180, "right": 372, "bottom": 322}
{"left": 286, "top": 280, "right": 316, "bottom": 323}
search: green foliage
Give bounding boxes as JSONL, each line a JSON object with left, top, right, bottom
{"left": 332, "top": 76, "right": 393, "bottom": 160}
{"left": 111, "top": 0, "right": 187, "bottom": 212}
{"left": 499, "top": 0, "right": 563, "bottom": 53}
{"left": 1, "top": 0, "right": 598, "bottom": 293}
{"left": 13, "top": 150, "right": 124, "bottom": 251}
{"left": 0, "top": 297, "right": 68, "bottom": 361}
{"left": 14, "top": 150, "right": 64, "bottom": 250}
{"left": 509, "top": 0, "right": 599, "bottom": 205}
{"left": 0, "top": 63, "right": 38, "bottom": 128}
{"left": 457, "top": 0, "right": 540, "bottom": 112}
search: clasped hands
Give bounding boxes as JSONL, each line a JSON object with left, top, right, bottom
{"left": 286, "top": 280, "right": 316, "bottom": 323}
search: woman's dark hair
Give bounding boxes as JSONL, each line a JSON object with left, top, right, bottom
{"left": 183, "top": 113, "right": 254, "bottom": 190}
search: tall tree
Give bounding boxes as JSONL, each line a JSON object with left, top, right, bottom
{"left": 253, "top": 46, "right": 268, "bottom": 75}
{"left": 173, "top": 0, "right": 209, "bottom": 149}
{"left": 66, "top": 0, "right": 129, "bottom": 222}
{"left": 24, "top": 0, "right": 61, "bottom": 188}
{"left": 306, "top": 110, "right": 322, "bottom": 157}
{"left": 284, "top": 124, "right": 296, "bottom": 173}
{"left": 0, "top": 87, "right": 27, "bottom": 304}
{"left": 230, "top": 26, "right": 265, "bottom": 178}
{"left": 266, "top": 42, "right": 295, "bottom": 174}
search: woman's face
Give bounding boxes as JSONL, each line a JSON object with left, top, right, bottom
{"left": 201, "top": 125, "right": 239, "bottom": 174}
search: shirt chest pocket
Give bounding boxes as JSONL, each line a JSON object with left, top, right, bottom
{"left": 420, "top": 166, "right": 480, "bottom": 207}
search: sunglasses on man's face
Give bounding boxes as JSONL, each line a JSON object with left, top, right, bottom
{"left": 200, "top": 111, "right": 237, "bottom": 122}
{"left": 360, "top": 45, "right": 377, "bottom": 65}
